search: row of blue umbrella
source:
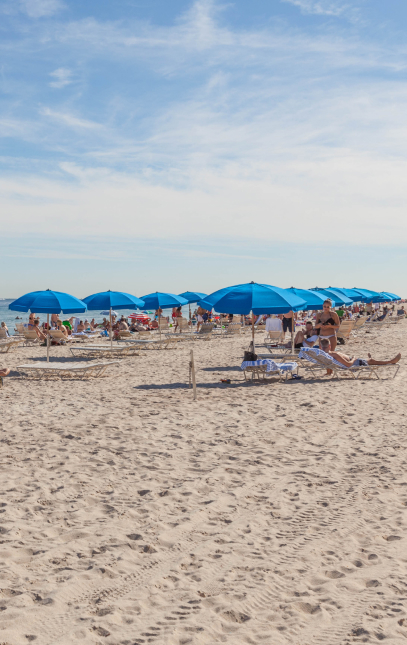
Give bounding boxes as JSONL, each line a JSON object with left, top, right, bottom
{"left": 8, "top": 285, "right": 400, "bottom": 317}
{"left": 9, "top": 285, "right": 400, "bottom": 360}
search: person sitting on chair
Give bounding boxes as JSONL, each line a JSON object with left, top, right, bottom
{"left": 288, "top": 321, "right": 319, "bottom": 349}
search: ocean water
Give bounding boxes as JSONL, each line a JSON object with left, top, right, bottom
{"left": 0, "top": 299, "right": 194, "bottom": 334}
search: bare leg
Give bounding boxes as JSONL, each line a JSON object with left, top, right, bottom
{"left": 367, "top": 353, "right": 401, "bottom": 366}
{"left": 330, "top": 336, "right": 337, "bottom": 351}
{"left": 0, "top": 368, "right": 10, "bottom": 377}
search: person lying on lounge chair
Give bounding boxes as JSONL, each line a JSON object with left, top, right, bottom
{"left": 319, "top": 337, "right": 400, "bottom": 373}
{"left": 285, "top": 321, "right": 319, "bottom": 349}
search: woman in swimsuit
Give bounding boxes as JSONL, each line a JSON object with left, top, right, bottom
{"left": 315, "top": 299, "right": 340, "bottom": 350}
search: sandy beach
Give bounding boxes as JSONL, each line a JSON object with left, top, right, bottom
{"left": 1, "top": 323, "right": 407, "bottom": 645}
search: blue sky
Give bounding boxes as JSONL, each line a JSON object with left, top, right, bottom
{"left": 1, "top": 0, "right": 407, "bottom": 297}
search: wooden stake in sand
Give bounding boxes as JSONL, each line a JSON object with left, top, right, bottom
{"left": 189, "top": 349, "right": 197, "bottom": 400}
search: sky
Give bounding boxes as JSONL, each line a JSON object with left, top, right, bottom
{"left": 1, "top": 0, "right": 407, "bottom": 298}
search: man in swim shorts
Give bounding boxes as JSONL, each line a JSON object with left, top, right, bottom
{"left": 286, "top": 321, "right": 319, "bottom": 349}
{"left": 319, "top": 337, "right": 401, "bottom": 368}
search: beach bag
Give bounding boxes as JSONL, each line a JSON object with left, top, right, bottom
{"left": 244, "top": 341, "right": 257, "bottom": 362}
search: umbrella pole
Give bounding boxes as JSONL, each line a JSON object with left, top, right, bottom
{"left": 291, "top": 311, "right": 294, "bottom": 354}
{"left": 252, "top": 312, "right": 255, "bottom": 352}
{"left": 159, "top": 312, "right": 161, "bottom": 340}
{"left": 47, "top": 313, "right": 50, "bottom": 362}
{"left": 110, "top": 308, "right": 113, "bottom": 349}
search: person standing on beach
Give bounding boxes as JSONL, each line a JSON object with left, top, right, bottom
{"left": 315, "top": 299, "right": 340, "bottom": 350}
{"left": 282, "top": 310, "right": 294, "bottom": 336}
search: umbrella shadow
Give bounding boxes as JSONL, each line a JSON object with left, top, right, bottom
{"left": 134, "top": 380, "right": 256, "bottom": 390}
{"left": 23, "top": 356, "right": 97, "bottom": 364}
{"left": 200, "top": 366, "right": 242, "bottom": 372}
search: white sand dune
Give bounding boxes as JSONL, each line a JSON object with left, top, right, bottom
{"left": 1, "top": 323, "right": 407, "bottom": 644}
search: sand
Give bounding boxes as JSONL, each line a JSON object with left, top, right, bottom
{"left": 1, "top": 323, "right": 407, "bottom": 645}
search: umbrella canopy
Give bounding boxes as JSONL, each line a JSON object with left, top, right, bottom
{"left": 82, "top": 290, "right": 145, "bottom": 310}
{"left": 198, "top": 282, "right": 306, "bottom": 315}
{"left": 178, "top": 291, "right": 207, "bottom": 304}
{"left": 379, "top": 292, "right": 400, "bottom": 301}
{"left": 9, "top": 289, "right": 87, "bottom": 363}
{"left": 351, "top": 288, "right": 387, "bottom": 303}
{"left": 312, "top": 288, "right": 352, "bottom": 306}
{"left": 8, "top": 289, "right": 87, "bottom": 314}
{"left": 328, "top": 287, "right": 361, "bottom": 302}
{"left": 286, "top": 288, "right": 333, "bottom": 311}
{"left": 140, "top": 292, "right": 188, "bottom": 310}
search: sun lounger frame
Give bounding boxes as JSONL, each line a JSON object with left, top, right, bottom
{"left": 299, "top": 348, "right": 400, "bottom": 380}
{"left": 17, "top": 361, "right": 120, "bottom": 379}
{"left": 69, "top": 344, "right": 140, "bottom": 358}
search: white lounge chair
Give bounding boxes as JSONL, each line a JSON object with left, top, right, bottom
{"left": 17, "top": 361, "right": 119, "bottom": 379}
{"left": 21, "top": 329, "right": 41, "bottom": 345}
{"left": 171, "top": 322, "right": 215, "bottom": 341}
{"left": 49, "top": 330, "right": 73, "bottom": 344}
{"left": 224, "top": 322, "right": 242, "bottom": 336}
{"left": 336, "top": 320, "right": 355, "bottom": 344}
{"left": 118, "top": 337, "right": 180, "bottom": 350}
{"left": 241, "top": 359, "right": 298, "bottom": 382}
{"left": 298, "top": 347, "right": 399, "bottom": 380}
{"left": 0, "top": 338, "right": 25, "bottom": 353}
{"left": 69, "top": 343, "right": 141, "bottom": 358}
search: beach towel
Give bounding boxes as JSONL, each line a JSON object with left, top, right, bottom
{"left": 299, "top": 347, "right": 348, "bottom": 370}
{"left": 241, "top": 359, "right": 298, "bottom": 373}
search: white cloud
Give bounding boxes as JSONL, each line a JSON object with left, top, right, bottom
{"left": 281, "top": 0, "right": 351, "bottom": 18}
{"left": 19, "top": 0, "right": 65, "bottom": 18}
{"left": 40, "top": 107, "right": 101, "bottom": 130}
{"left": 49, "top": 67, "right": 72, "bottom": 88}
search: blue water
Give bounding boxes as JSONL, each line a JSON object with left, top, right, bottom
{"left": 0, "top": 299, "right": 194, "bottom": 334}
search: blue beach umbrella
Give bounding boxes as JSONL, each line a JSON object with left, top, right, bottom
{"left": 179, "top": 291, "right": 208, "bottom": 321}
{"left": 286, "top": 288, "right": 334, "bottom": 311}
{"left": 139, "top": 292, "right": 188, "bottom": 337}
{"left": 312, "top": 288, "right": 352, "bottom": 307}
{"left": 140, "top": 292, "right": 188, "bottom": 310}
{"left": 82, "top": 290, "right": 145, "bottom": 348}
{"left": 351, "top": 288, "right": 387, "bottom": 304}
{"left": 328, "top": 287, "right": 360, "bottom": 303}
{"left": 198, "top": 282, "right": 306, "bottom": 349}
{"left": 9, "top": 289, "right": 87, "bottom": 362}
{"left": 379, "top": 292, "right": 400, "bottom": 302}
{"left": 178, "top": 291, "right": 207, "bottom": 303}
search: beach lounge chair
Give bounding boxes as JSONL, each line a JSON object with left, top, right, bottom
{"left": 298, "top": 347, "right": 399, "bottom": 380}
{"left": 117, "top": 330, "right": 132, "bottom": 339}
{"left": 336, "top": 320, "right": 355, "bottom": 344}
{"left": 0, "top": 338, "right": 25, "bottom": 353}
{"left": 21, "top": 329, "right": 40, "bottom": 345}
{"left": 241, "top": 359, "right": 298, "bottom": 382}
{"left": 264, "top": 330, "right": 285, "bottom": 344}
{"left": 171, "top": 322, "right": 215, "bottom": 341}
{"left": 351, "top": 317, "right": 367, "bottom": 335}
{"left": 69, "top": 344, "right": 140, "bottom": 358}
{"left": 224, "top": 322, "right": 242, "bottom": 336}
{"left": 158, "top": 319, "right": 169, "bottom": 331}
{"left": 49, "top": 330, "right": 73, "bottom": 344}
{"left": 175, "top": 317, "right": 189, "bottom": 332}
{"left": 17, "top": 361, "right": 119, "bottom": 379}
{"left": 118, "top": 336, "right": 180, "bottom": 350}
{"left": 0, "top": 329, "right": 10, "bottom": 340}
